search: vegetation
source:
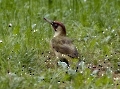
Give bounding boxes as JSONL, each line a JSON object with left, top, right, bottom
{"left": 0, "top": 0, "right": 120, "bottom": 88}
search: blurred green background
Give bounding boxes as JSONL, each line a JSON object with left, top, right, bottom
{"left": 0, "top": 0, "right": 120, "bottom": 88}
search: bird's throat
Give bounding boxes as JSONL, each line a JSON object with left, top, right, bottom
{"left": 54, "top": 31, "right": 66, "bottom": 37}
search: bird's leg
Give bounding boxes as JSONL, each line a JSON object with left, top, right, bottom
{"left": 60, "top": 58, "right": 70, "bottom": 67}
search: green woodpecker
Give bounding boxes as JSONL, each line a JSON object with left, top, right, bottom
{"left": 44, "top": 18, "right": 79, "bottom": 67}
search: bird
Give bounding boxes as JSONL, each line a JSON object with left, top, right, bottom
{"left": 44, "top": 18, "right": 79, "bottom": 67}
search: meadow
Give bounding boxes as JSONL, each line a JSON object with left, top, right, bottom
{"left": 0, "top": 0, "right": 120, "bottom": 88}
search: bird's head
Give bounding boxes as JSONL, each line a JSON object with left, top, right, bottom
{"left": 44, "top": 18, "right": 66, "bottom": 37}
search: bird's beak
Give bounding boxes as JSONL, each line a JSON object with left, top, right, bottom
{"left": 44, "top": 18, "right": 53, "bottom": 25}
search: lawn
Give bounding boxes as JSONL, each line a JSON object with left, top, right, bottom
{"left": 0, "top": 0, "right": 120, "bottom": 89}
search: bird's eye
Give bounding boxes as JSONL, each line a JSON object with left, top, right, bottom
{"left": 53, "top": 23, "right": 58, "bottom": 28}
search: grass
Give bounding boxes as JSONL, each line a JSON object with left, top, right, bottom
{"left": 0, "top": 0, "right": 120, "bottom": 88}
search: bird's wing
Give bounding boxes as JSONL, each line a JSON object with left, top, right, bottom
{"left": 51, "top": 37, "right": 78, "bottom": 58}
